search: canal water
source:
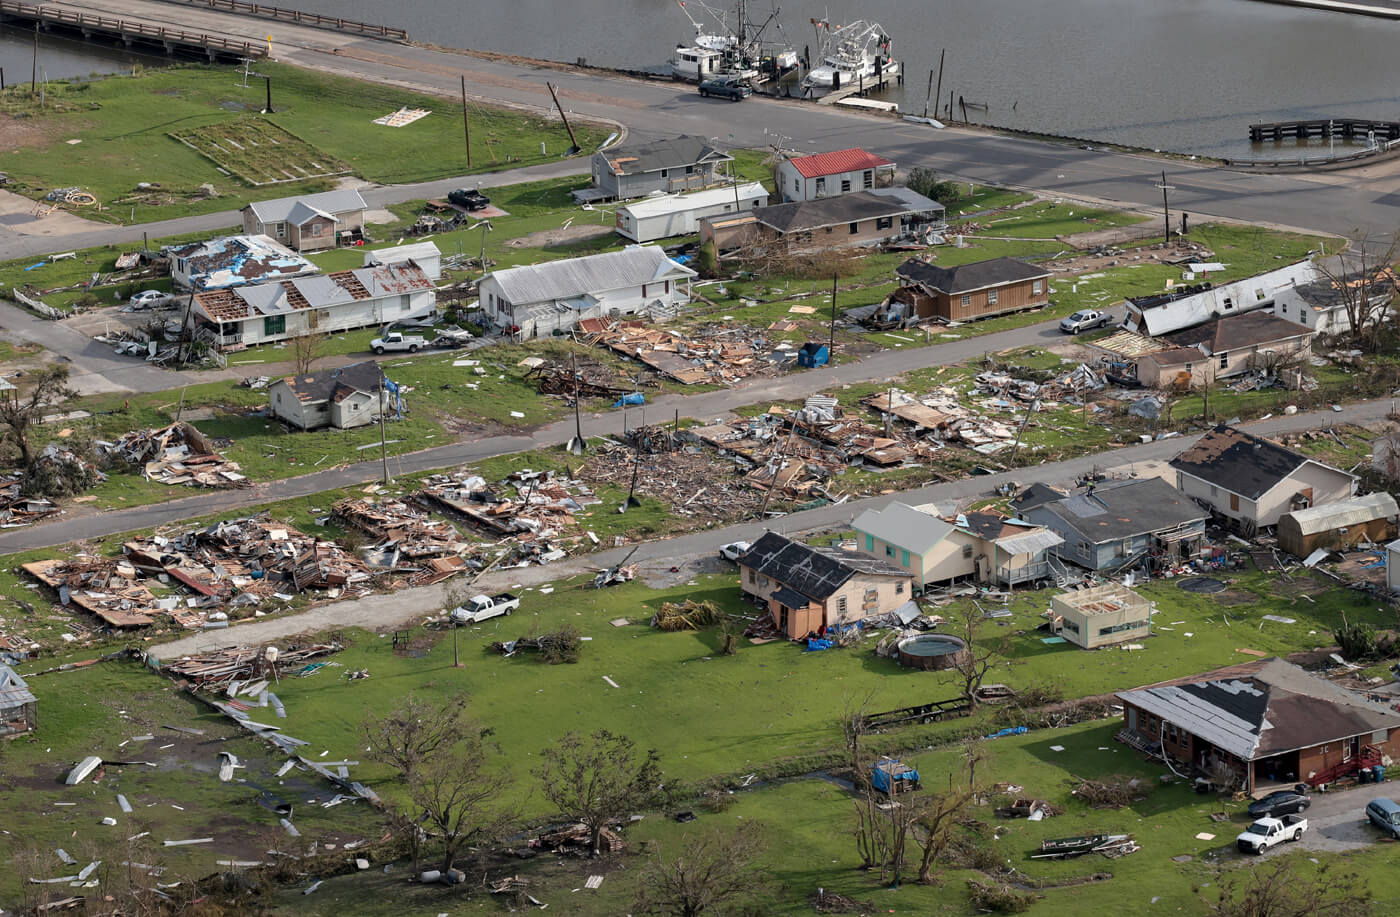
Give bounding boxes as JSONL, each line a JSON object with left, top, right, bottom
{"left": 0, "top": 28, "right": 165, "bottom": 84}
{"left": 258, "top": 0, "right": 1400, "bottom": 160}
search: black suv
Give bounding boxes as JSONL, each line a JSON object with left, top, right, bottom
{"left": 448, "top": 187, "right": 490, "bottom": 211}
{"left": 698, "top": 77, "right": 752, "bottom": 101}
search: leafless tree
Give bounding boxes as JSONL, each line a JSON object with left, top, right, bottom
{"left": 1313, "top": 235, "right": 1400, "bottom": 355}
{"left": 535, "top": 729, "right": 662, "bottom": 856}
{"left": 949, "top": 601, "right": 1008, "bottom": 708}
{"left": 1204, "top": 858, "right": 1372, "bottom": 917}
{"left": 914, "top": 739, "right": 982, "bottom": 884}
{"left": 290, "top": 331, "right": 328, "bottom": 375}
{"left": 0, "top": 364, "right": 74, "bottom": 468}
{"left": 360, "top": 692, "right": 471, "bottom": 775}
{"left": 634, "top": 821, "right": 770, "bottom": 917}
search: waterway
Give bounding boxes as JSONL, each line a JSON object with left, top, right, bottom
{"left": 258, "top": 0, "right": 1400, "bottom": 160}
{"left": 0, "top": 28, "right": 163, "bottom": 84}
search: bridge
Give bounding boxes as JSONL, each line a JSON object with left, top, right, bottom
{"left": 0, "top": 0, "right": 268, "bottom": 61}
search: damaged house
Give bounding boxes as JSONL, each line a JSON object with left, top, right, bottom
{"left": 1170, "top": 426, "right": 1356, "bottom": 532}
{"left": 776, "top": 148, "right": 896, "bottom": 202}
{"left": 1156, "top": 312, "right": 1314, "bottom": 382}
{"left": 578, "top": 135, "right": 733, "bottom": 203}
{"left": 166, "top": 234, "right": 319, "bottom": 292}
{"left": 241, "top": 189, "right": 368, "bottom": 252}
{"left": 1276, "top": 491, "right": 1398, "bottom": 558}
{"left": 190, "top": 262, "right": 436, "bottom": 351}
{"left": 1117, "top": 658, "right": 1400, "bottom": 794}
{"left": 268, "top": 362, "right": 395, "bottom": 431}
{"left": 737, "top": 532, "right": 914, "bottom": 640}
{"left": 0, "top": 665, "right": 36, "bottom": 737}
{"left": 886, "top": 257, "right": 1052, "bottom": 324}
{"left": 1272, "top": 275, "right": 1395, "bottom": 336}
{"left": 479, "top": 246, "right": 696, "bottom": 339}
{"left": 1121, "top": 260, "right": 1318, "bottom": 337}
{"left": 1015, "top": 477, "right": 1209, "bottom": 572}
{"left": 700, "top": 189, "right": 943, "bottom": 254}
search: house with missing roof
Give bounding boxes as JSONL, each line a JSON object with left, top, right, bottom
{"left": 364, "top": 241, "right": 442, "bottom": 281}
{"left": 736, "top": 531, "right": 914, "bottom": 640}
{"left": 699, "top": 189, "right": 944, "bottom": 254}
{"left": 241, "top": 189, "right": 368, "bottom": 252}
{"left": 888, "top": 257, "right": 1052, "bottom": 323}
{"left": 1117, "top": 658, "right": 1400, "bottom": 794}
{"left": 1049, "top": 582, "right": 1152, "bottom": 649}
{"left": 1272, "top": 275, "right": 1394, "bottom": 337}
{"left": 1121, "top": 260, "right": 1318, "bottom": 337}
{"left": 167, "top": 234, "right": 319, "bottom": 292}
{"left": 0, "top": 664, "right": 36, "bottom": 737}
{"left": 1015, "top": 477, "right": 1209, "bottom": 572}
{"left": 478, "top": 246, "right": 696, "bottom": 339}
{"left": 776, "top": 148, "right": 897, "bottom": 202}
{"left": 851, "top": 501, "right": 1065, "bottom": 590}
{"left": 577, "top": 136, "right": 732, "bottom": 203}
{"left": 267, "top": 361, "right": 393, "bottom": 431}
{"left": 1170, "top": 426, "right": 1356, "bottom": 532}
{"left": 190, "top": 262, "right": 435, "bottom": 351}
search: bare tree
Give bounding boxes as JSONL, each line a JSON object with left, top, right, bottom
{"left": 1204, "top": 859, "right": 1372, "bottom": 917}
{"left": 361, "top": 692, "right": 471, "bottom": 775}
{"left": 634, "top": 821, "right": 769, "bottom": 917}
{"left": 290, "top": 332, "right": 328, "bottom": 375}
{"left": 534, "top": 729, "right": 662, "bottom": 856}
{"left": 914, "top": 739, "right": 982, "bottom": 885}
{"left": 0, "top": 364, "right": 74, "bottom": 468}
{"left": 1313, "top": 235, "right": 1400, "bottom": 354}
{"left": 949, "top": 601, "right": 1008, "bottom": 709}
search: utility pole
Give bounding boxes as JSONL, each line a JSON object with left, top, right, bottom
{"left": 262, "top": 75, "right": 272, "bottom": 113}
{"left": 933, "top": 50, "right": 945, "bottom": 122}
{"left": 568, "top": 350, "right": 586, "bottom": 455}
{"left": 828, "top": 273, "right": 837, "bottom": 349}
{"left": 1155, "top": 170, "right": 1175, "bottom": 246}
{"left": 545, "top": 81, "right": 581, "bottom": 155}
{"left": 460, "top": 75, "right": 472, "bottom": 169}
{"left": 32, "top": 22, "right": 39, "bottom": 95}
{"left": 378, "top": 365, "right": 391, "bottom": 484}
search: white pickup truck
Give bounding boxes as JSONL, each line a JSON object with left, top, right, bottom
{"left": 450, "top": 592, "right": 520, "bottom": 624}
{"left": 1059, "top": 309, "right": 1112, "bottom": 334}
{"left": 371, "top": 331, "right": 427, "bottom": 355}
{"left": 1236, "top": 814, "right": 1307, "bottom": 853}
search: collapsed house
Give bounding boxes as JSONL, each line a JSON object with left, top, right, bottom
{"left": 101, "top": 422, "right": 247, "bottom": 488}
{"left": 0, "top": 665, "right": 37, "bottom": 737}
{"left": 578, "top": 319, "right": 790, "bottom": 385}
{"left": 0, "top": 474, "right": 60, "bottom": 527}
{"left": 1048, "top": 583, "right": 1152, "bottom": 649}
{"left": 417, "top": 467, "right": 599, "bottom": 563}
{"left": 332, "top": 497, "right": 473, "bottom": 584}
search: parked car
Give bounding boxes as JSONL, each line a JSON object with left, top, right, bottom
{"left": 1246, "top": 787, "right": 1311, "bottom": 818}
{"left": 370, "top": 331, "right": 426, "bottom": 354}
{"left": 448, "top": 187, "right": 490, "bottom": 211}
{"left": 1365, "top": 797, "right": 1400, "bottom": 838}
{"left": 1235, "top": 814, "right": 1307, "bottom": 853}
{"left": 698, "top": 77, "right": 752, "bottom": 101}
{"left": 1059, "top": 309, "right": 1111, "bottom": 334}
{"left": 128, "top": 290, "right": 171, "bottom": 309}
{"left": 450, "top": 592, "right": 520, "bottom": 624}
{"left": 718, "top": 541, "right": 752, "bottom": 562}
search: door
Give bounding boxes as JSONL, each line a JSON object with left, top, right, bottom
{"left": 1127, "top": 707, "right": 1137, "bottom": 734}
{"left": 778, "top": 605, "right": 790, "bottom": 635}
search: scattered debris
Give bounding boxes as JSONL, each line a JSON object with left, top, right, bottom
{"left": 100, "top": 423, "right": 247, "bottom": 488}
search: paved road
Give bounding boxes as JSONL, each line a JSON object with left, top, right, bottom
{"left": 147, "top": 400, "right": 1378, "bottom": 657}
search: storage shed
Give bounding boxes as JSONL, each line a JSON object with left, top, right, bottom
{"left": 1277, "top": 492, "right": 1398, "bottom": 558}
{"left": 614, "top": 182, "right": 768, "bottom": 242}
{"left": 0, "top": 665, "right": 37, "bottom": 737}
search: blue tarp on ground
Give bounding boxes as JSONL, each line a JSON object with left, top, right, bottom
{"left": 986, "top": 725, "right": 1028, "bottom": 739}
{"left": 613, "top": 392, "right": 645, "bottom": 407}
{"left": 805, "top": 637, "right": 834, "bottom": 652}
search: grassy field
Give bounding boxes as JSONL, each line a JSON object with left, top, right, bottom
{"left": 0, "top": 62, "right": 607, "bottom": 223}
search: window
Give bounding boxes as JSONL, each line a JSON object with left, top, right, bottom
{"left": 841, "top": 178, "right": 851, "bottom": 193}
{"left": 849, "top": 222, "right": 859, "bottom": 235}
{"left": 1114, "top": 540, "right": 1127, "bottom": 557}
{"left": 400, "top": 299, "right": 411, "bottom": 312}
{"left": 1032, "top": 279, "right": 1044, "bottom": 295}
{"left": 272, "top": 222, "right": 287, "bottom": 239}
{"left": 747, "top": 569, "right": 755, "bottom": 584}
{"left": 263, "top": 314, "right": 286, "bottom": 336}
{"left": 837, "top": 596, "right": 848, "bottom": 614}
{"left": 875, "top": 217, "right": 893, "bottom": 231}
{"left": 962, "top": 543, "right": 973, "bottom": 558}
{"left": 960, "top": 294, "right": 971, "bottom": 307}
{"left": 885, "top": 545, "right": 896, "bottom": 558}
{"left": 793, "top": 178, "right": 800, "bottom": 195}
{"left": 661, "top": 169, "right": 669, "bottom": 177}
{"left": 815, "top": 177, "right": 826, "bottom": 195}
{"left": 988, "top": 290, "right": 999, "bottom": 305}
{"left": 1255, "top": 288, "right": 1266, "bottom": 301}
{"left": 1061, "top": 620, "right": 1080, "bottom": 634}
{"left": 685, "top": 165, "right": 694, "bottom": 175}
{"left": 309, "top": 221, "right": 324, "bottom": 236}
{"left": 1219, "top": 352, "right": 1229, "bottom": 369}
{"left": 1099, "top": 621, "right": 1145, "bottom": 636}
{"left": 825, "top": 226, "right": 834, "bottom": 234}
{"left": 723, "top": 204, "right": 731, "bottom": 212}
{"left": 863, "top": 169, "right": 874, "bottom": 189}
{"left": 1076, "top": 541, "right": 1090, "bottom": 558}
{"left": 1223, "top": 296, "right": 1234, "bottom": 310}
{"left": 895, "top": 582, "right": 905, "bottom": 595}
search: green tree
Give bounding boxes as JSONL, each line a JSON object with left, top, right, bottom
{"left": 535, "top": 729, "right": 662, "bottom": 856}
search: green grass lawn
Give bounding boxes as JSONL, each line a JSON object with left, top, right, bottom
{"left": 0, "top": 62, "right": 607, "bottom": 223}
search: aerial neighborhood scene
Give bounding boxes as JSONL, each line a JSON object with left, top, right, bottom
{"left": 8, "top": 0, "right": 1400, "bottom": 914}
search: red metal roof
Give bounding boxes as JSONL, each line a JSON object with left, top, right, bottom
{"left": 787, "top": 148, "right": 894, "bottom": 179}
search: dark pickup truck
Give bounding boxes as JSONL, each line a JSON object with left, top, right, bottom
{"left": 698, "top": 77, "right": 752, "bottom": 101}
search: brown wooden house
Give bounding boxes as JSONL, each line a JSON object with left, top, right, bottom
{"left": 891, "top": 257, "right": 1052, "bottom": 322}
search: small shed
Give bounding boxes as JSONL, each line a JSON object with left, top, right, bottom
{"left": 0, "top": 665, "right": 37, "bottom": 737}
{"left": 797, "top": 342, "right": 829, "bottom": 368}
{"left": 872, "top": 757, "right": 920, "bottom": 795}
{"left": 1050, "top": 583, "right": 1151, "bottom": 649}
{"left": 1278, "top": 492, "right": 1398, "bottom": 558}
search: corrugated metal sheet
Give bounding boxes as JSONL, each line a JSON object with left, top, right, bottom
{"left": 995, "top": 528, "right": 1064, "bottom": 555}
{"left": 488, "top": 246, "right": 695, "bottom": 306}
{"left": 1283, "top": 492, "right": 1399, "bottom": 536}
{"left": 619, "top": 182, "right": 767, "bottom": 219}
{"left": 786, "top": 148, "right": 894, "bottom": 178}
{"left": 0, "top": 664, "right": 35, "bottom": 708}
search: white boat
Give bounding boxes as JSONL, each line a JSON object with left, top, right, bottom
{"left": 802, "top": 19, "right": 899, "bottom": 93}
{"left": 669, "top": 0, "right": 798, "bottom": 81}
{"left": 670, "top": 44, "right": 727, "bottom": 80}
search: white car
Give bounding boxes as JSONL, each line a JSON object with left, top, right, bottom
{"left": 128, "top": 290, "right": 171, "bottom": 309}
{"left": 718, "top": 541, "right": 752, "bottom": 562}
{"left": 1059, "top": 309, "right": 1111, "bottom": 334}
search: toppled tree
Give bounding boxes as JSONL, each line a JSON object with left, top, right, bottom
{"left": 634, "top": 821, "right": 769, "bottom": 917}
{"left": 362, "top": 694, "right": 514, "bottom": 872}
{"left": 914, "top": 739, "right": 983, "bottom": 885}
{"left": 535, "top": 729, "right": 662, "bottom": 856}
{"left": 1204, "top": 858, "right": 1372, "bottom": 917}
{"left": 1333, "top": 620, "right": 1379, "bottom": 661}
{"left": 1070, "top": 774, "right": 1153, "bottom": 809}
{"left": 967, "top": 878, "right": 1035, "bottom": 914}
{"left": 0, "top": 365, "right": 75, "bottom": 468}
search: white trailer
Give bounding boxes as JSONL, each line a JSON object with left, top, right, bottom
{"left": 1122, "top": 260, "right": 1318, "bottom": 337}
{"left": 615, "top": 182, "right": 769, "bottom": 243}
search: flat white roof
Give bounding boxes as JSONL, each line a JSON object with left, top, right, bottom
{"left": 620, "top": 182, "right": 767, "bottom": 219}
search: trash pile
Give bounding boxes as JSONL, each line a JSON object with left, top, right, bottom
{"left": 100, "top": 422, "right": 248, "bottom": 488}
{"left": 22, "top": 556, "right": 161, "bottom": 628}
{"left": 527, "top": 823, "right": 624, "bottom": 855}
{"left": 583, "top": 440, "right": 764, "bottom": 520}
{"left": 650, "top": 599, "right": 723, "bottom": 631}
{"left": 332, "top": 497, "right": 472, "bottom": 584}
{"left": 417, "top": 468, "right": 599, "bottom": 564}
{"left": 163, "top": 642, "right": 341, "bottom": 692}
{"left": 0, "top": 474, "right": 61, "bottom": 527}
{"left": 524, "top": 355, "right": 647, "bottom": 399}
{"left": 578, "top": 320, "right": 790, "bottom": 386}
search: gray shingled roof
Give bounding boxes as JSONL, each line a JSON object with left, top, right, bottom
{"left": 245, "top": 190, "right": 368, "bottom": 224}
{"left": 277, "top": 361, "right": 382, "bottom": 405}
{"left": 754, "top": 191, "right": 926, "bottom": 234}
{"left": 1034, "top": 477, "right": 1207, "bottom": 542}
{"left": 1166, "top": 311, "right": 1312, "bottom": 353}
{"left": 896, "top": 256, "right": 1051, "bottom": 295}
{"left": 853, "top": 502, "right": 955, "bottom": 555}
{"left": 600, "top": 135, "right": 730, "bottom": 176}
{"left": 486, "top": 246, "right": 695, "bottom": 306}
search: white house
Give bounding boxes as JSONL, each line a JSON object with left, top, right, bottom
{"left": 1388, "top": 539, "right": 1400, "bottom": 592}
{"left": 190, "top": 263, "right": 435, "bottom": 350}
{"left": 241, "top": 189, "right": 368, "bottom": 252}
{"left": 1122, "top": 260, "right": 1319, "bottom": 337}
{"left": 166, "top": 234, "right": 319, "bottom": 292}
{"left": 479, "top": 246, "right": 697, "bottom": 339}
{"left": 615, "top": 183, "right": 768, "bottom": 243}
{"left": 268, "top": 361, "right": 393, "bottom": 431}
{"left": 1272, "top": 277, "right": 1391, "bottom": 337}
{"left": 776, "top": 148, "right": 896, "bottom": 202}
{"left": 364, "top": 241, "right": 443, "bottom": 282}
{"left": 1170, "top": 425, "right": 1357, "bottom": 532}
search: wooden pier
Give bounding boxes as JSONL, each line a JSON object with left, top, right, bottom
{"left": 0, "top": 0, "right": 266, "bottom": 60}
{"left": 1248, "top": 118, "right": 1400, "bottom": 142}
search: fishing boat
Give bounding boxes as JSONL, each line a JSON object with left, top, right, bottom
{"left": 801, "top": 18, "right": 899, "bottom": 93}
{"left": 1031, "top": 833, "right": 1133, "bottom": 859}
{"left": 668, "top": 0, "right": 799, "bottom": 82}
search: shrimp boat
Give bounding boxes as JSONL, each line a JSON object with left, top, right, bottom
{"left": 801, "top": 18, "right": 899, "bottom": 94}
{"left": 668, "top": 0, "right": 799, "bottom": 82}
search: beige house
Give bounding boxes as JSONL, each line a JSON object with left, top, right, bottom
{"left": 1135, "top": 347, "right": 1217, "bottom": 390}
{"left": 241, "top": 189, "right": 368, "bottom": 252}
{"left": 1050, "top": 583, "right": 1151, "bottom": 649}
{"left": 1170, "top": 426, "right": 1357, "bottom": 532}
{"left": 1162, "top": 312, "right": 1315, "bottom": 381}
{"left": 736, "top": 532, "right": 914, "bottom": 640}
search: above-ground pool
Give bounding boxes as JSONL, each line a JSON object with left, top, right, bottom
{"left": 896, "top": 633, "right": 971, "bottom": 670}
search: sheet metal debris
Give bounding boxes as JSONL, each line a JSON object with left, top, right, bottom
{"left": 100, "top": 422, "right": 247, "bottom": 489}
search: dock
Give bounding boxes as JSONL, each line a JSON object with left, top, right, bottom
{"left": 814, "top": 71, "right": 903, "bottom": 106}
{"left": 1248, "top": 118, "right": 1400, "bottom": 142}
{"left": 0, "top": 0, "right": 266, "bottom": 61}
